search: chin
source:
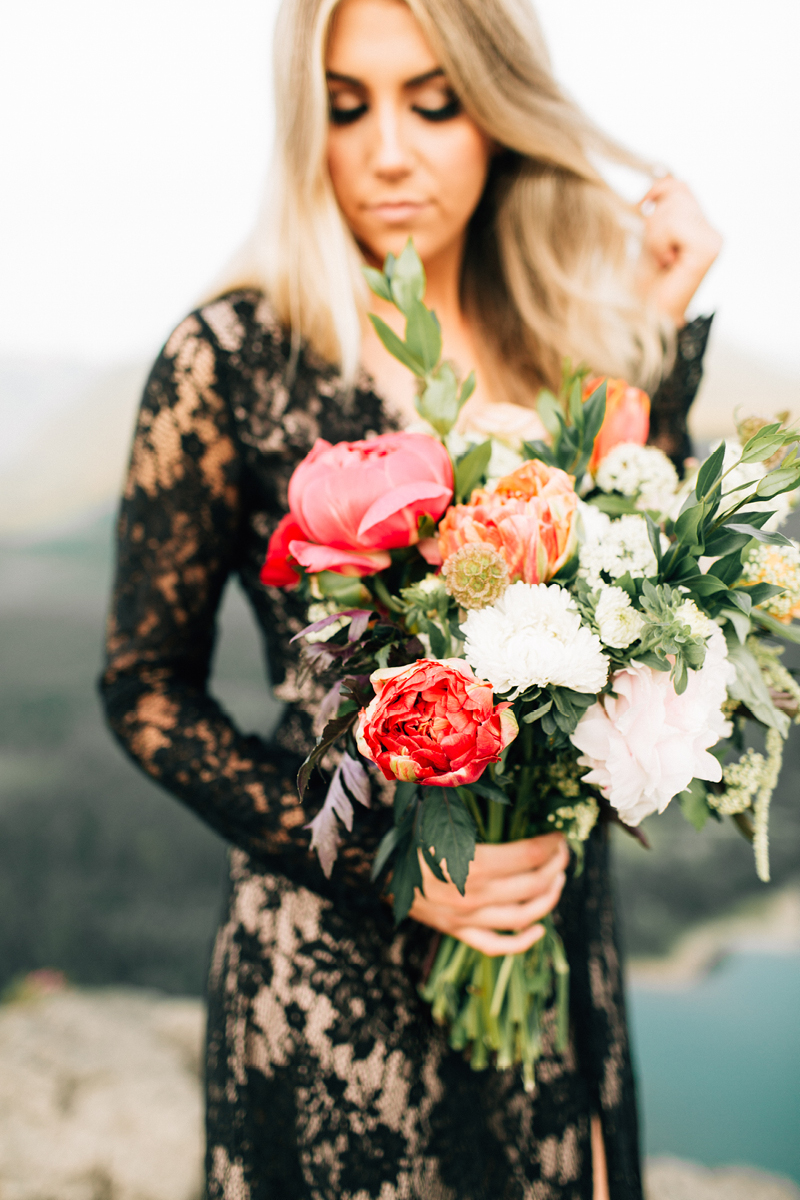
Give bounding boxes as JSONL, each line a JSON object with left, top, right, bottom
{"left": 359, "top": 226, "right": 440, "bottom": 267}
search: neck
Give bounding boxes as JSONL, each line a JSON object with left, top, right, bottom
{"left": 420, "top": 234, "right": 466, "bottom": 329}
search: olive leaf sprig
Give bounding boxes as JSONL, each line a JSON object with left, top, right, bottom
{"left": 363, "top": 239, "right": 476, "bottom": 440}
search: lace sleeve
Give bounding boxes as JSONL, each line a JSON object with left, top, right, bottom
{"left": 647, "top": 315, "right": 713, "bottom": 470}
{"left": 98, "top": 312, "right": 359, "bottom": 887}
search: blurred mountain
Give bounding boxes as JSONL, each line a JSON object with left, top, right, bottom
{"left": 1, "top": 341, "right": 798, "bottom": 539}
{"left": 0, "top": 358, "right": 148, "bottom": 537}
{"left": 689, "top": 339, "right": 800, "bottom": 443}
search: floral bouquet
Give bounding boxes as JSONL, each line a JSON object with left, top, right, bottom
{"left": 261, "top": 241, "right": 800, "bottom": 1090}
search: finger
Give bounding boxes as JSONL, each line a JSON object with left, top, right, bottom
{"left": 456, "top": 922, "right": 546, "bottom": 958}
{"left": 469, "top": 834, "right": 566, "bottom": 881}
{"left": 464, "top": 844, "right": 570, "bottom": 908}
{"left": 428, "top": 842, "right": 568, "bottom": 912}
{"left": 462, "top": 872, "right": 567, "bottom": 931}
{"left": 462, "top": 855, "right": 568, "bottom": 908}
{"left": 639, "top": 175, "right": 681, "bottom": 206}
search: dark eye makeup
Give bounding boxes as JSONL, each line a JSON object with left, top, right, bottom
{"left": 328, "top": 95, "right": 461, "bottom": 126}
{"left": 412, "top": 96, "right": 461, "bottom": 122}
{"left": 329, "top": 103, "right": 368, "bottom": 126}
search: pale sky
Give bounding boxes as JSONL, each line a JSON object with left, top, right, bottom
{"left": 1, "top": 0, "right": 798, "bottom": 370}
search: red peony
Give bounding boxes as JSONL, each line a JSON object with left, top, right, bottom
{"left": 259, "top": 513, "right": 305, "bottom": 588}
{"left": 356, "top": 658, "right": 518, "bottom": 788}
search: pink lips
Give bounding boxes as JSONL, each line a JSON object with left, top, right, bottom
{"left": 369, "top": 200, "right": 427, "bottom": 223}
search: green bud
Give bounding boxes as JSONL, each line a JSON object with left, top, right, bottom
{"left": 443, "top": 543, "right": 508, "bottom": 609}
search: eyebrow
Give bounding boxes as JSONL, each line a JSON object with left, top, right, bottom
{"left": 326, "top": 67, "right": 446, "bottom": 89}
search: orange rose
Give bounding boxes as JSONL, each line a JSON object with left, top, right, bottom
{"left": 437, "top": 460, "right": 578, "bottom": 585}
{"left": 585, "top": 376, "right": 650, "bottom": 474}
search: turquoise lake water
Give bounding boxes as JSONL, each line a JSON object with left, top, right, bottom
{"left": 629, "top": 953, "right": 800, "bottom": 1182}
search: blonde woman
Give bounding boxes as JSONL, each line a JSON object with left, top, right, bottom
{"left": 100, "top": 1, "right": 720, "bottom": 1196}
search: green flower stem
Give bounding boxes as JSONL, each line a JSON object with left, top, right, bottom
{"left": 487, "top": 797, "right": 506, "bottom": 843}
{"left": 420, "top": 741, "right": 571, "bottom": 1089}
{"left": 489, "top": 953, "right": 515, "bottom": 1018}
{"left": 509, "top": 767, "right": 534, "bottom": 841}
{"left": 419, "top": 919, "right": 570, "bottom": 1092}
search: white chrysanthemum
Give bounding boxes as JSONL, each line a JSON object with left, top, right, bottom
{"left": 571, "top": 628, "right": 735, "bottom": 825}
{"left": 461, "top": 582, "right": 609, "bottom": 695}
{"left": 595, "top": 586, "right": 644, "bottom": 649}
{"left": 579, "top": 513, "right": 660, "bottom": 588}
{"left": 595, "top": 443, "right": 679, "bottom": 515}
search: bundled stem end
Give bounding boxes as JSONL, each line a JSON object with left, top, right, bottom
{"left": 420, "top": 916, "right": 569, "bottom": 1092}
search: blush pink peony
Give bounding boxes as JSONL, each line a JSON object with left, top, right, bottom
{"left": 437, "top": 460, "right": 578, "bottom": 585}
{"left": 356, "top": 658, "right": 518, "bottom": 788}
{"left": 570, "top": 632, "right": 735, "bottom": 825}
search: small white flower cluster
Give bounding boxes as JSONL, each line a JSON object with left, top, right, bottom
{"left": 547, "top": 798, "right": 600, "bottom": 842}
{"left": 754, "top": 726, "right": 784, "bottom": 882}
{"left": 740, "top": 542, "right": 800, "bottom": 620}
{"left": 578, "top": 512, "right": 660, "bottom": 589}
{"left": 708, "top": 748, "right": 765, "bottom": 815}
{"left": 461, "top": 582, "right": 609, "bottom": 696}
{"left": 595, "top": 442, "right": 679, "bottom": 515}
{"left": 675, "top": 598, "right": 718, "bottom": 640}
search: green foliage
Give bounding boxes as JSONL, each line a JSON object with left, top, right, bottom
{"left": 725, "top": 637, "right": 791, "bottom": 736}
{"left": 635, "top": 581, "right": 708, "bottom": 693}
{"left": 522, "top": 364, "right": 606, "bottom": 486}
{"left": 364, "top": 240, "right": 477, "bottom": 439}
{"left": 649, "top": 425, "right": 800, "bottom": 644}
{"left": 420, "top": 787, "right": 477, "bottom": 893}
{"left": 678, "top": 778, "right": 713, "bottom": 831}
{"left": 453, "top": 439, "right": 492, "bottom": 503}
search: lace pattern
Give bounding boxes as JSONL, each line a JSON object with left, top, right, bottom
{"left": 648, "top": 316, "right": 713, "bottom": 469}
{"left": 101, "top": 291, "right": 709, "bottom": 1198}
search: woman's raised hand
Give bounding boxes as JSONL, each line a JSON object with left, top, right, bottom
{"left": 408, "top": 833, "right": 570, "bottom": 956}
{"left": 636, "top": 175, "right": 722, "bottom": 328}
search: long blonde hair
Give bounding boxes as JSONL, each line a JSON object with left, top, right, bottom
{"left": 217, "top": 0, "right": 669, "bottom": 397}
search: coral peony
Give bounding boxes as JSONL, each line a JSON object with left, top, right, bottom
{"left": 438, "top": 460, "right": 578, "bottom": 585}
{"left": 265, "top": 432, "right": 454, "bottom": 580}
{"left": 570, "top": 631, "right": 735, "bottom": 825}
{"left": 356, "top": 659, "right": 518, "bottom": 788}
{"left": 585, "top": 376, "right": 650, "bottom": 474}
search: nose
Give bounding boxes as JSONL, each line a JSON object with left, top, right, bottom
{"left": 372, "top": 99, "right": 412, "bottom": 180}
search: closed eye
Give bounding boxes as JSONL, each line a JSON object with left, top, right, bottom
{"left": 329, "top": 102, "right": 368, "bottom": 126}
{"left": 412, "top": 97, "right": 461, "bottom": 123}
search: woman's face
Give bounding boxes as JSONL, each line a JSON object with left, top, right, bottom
{"left": 325, "top": 0, "right": 493, "bottom": 269}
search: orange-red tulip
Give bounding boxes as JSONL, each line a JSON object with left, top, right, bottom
{"left": 585, "top": 376, "right": 650, "bottom": 474}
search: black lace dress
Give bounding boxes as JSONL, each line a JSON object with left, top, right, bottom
{"left": 100, "top": 294, "right": 711, "bottom": 1200}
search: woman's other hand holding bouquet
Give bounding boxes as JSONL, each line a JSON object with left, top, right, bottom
{"left": 408, "top": 834, "right": 570, "bottom": 956}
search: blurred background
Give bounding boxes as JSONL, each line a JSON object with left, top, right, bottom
{"left": 1, "top": 1, "right": 799, "bottom": 1196}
